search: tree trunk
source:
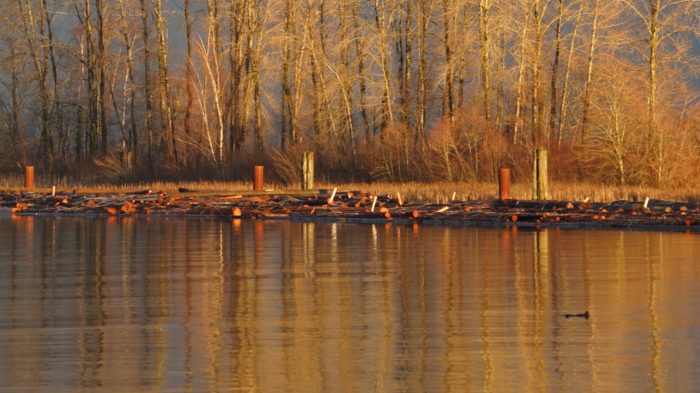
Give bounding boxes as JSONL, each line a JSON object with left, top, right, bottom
{"left": 309, "top": 3, "right": 323, "bottom": 137}
{"left": 95, "top": 0, "right": 107, "bottom": 157}
{"left": 495, "top": 25, "right": 506, "bottom": 133}
{"left": 9, "top": 43, "right": 21, "bottom": 162}
{"left": 230, "top": 1, "right": 246, "bottom": 151}
{"left": 140, "top": 0, "right": 154, "bottom": 168}
{"left": 352, "top": 2, "right": 370, "bottom": 141}
{"left": 531, "top": 0, "right": 544, "bottom": 144}
{"left": 40, "top": 0, "right": 63, "bottom": 160}
{"left": 19, "top": 0, "right": 53, "bottom": 163}
{"left": 557, "top": 6, "right": 581, "bottom": 145}
{"left": 417, "top": 0, "right": 429, "bottom": 142}
{"left": 513, "top": 11, "right": 529, "bottom": 145}
{"left": 154, "top": 0, "right": 177, "bottom": 163}
{"left": 548, "top": 0, "right": 564, "bottom": 139}
{"left": 580, "top": 0, "right": 600, "bottom": 144}
{"left": 118, "top": 0, "right": 139, "bottom": 161}
{"left": 79, "top": 0, "right": 97, "bottom": 157}
{"left": 184, "top": 0, "right": 193, "bottom": 163}
{"left": 403, "top": 0, "right": 413, "bottom": 126}
{"left": 338, "top": 0, "right": 357, "bottom": 158}
{"left": 373, "top": 0, "right": 393, "bottom": 131}
{"left": 478, "top": 0, "right": 491, "bottom": 121}
{"left": 281, "top": 0, "right": 292, "bottom": 148}
{"left": 442, "top": 0, "right": 454, "bottom": 121}
{"left": 649, "top": 0, "right": 660, "bottom": 184}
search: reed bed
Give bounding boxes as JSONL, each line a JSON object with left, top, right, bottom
{"left": 2, "top": 175, "right": 697, "bottom": 204}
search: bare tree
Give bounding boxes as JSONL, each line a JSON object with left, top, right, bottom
{"left": 154, "top": 0, "right": 177, "bottom": 162}
{"left": 620, "top": 0, "right": 700, "bottom": 184}
{"left": 353, "top": 0, "right": 371, "bottom": 140}
{"left": 373, "top": 0, "right": 394, "bottom": 131}
{"left": 580, "top": 0, "right": 600, "bottom": 144}
{"left": 18, "top": 0, "right": 53, "bottom": 162}
{"left": 184, "top": 0, "right": 194, "bottom": 163}
{"left": 117, "top": 0, "right": 138, "bottom": 162}
{"left": 548, "top": 0, "right": 564, "bottom": 138}
{"left": 556, "top": 4, "right": 582, "bottom": 145}
{"left": 478, "top": 0, "right": 492, "bottom": 122}
{"left": 140, "top": 0, "right": 154, "bottom": 167}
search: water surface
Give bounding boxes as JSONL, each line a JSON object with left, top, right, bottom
{"left": 0, "top": 216, "right": 699, "bottom": 392}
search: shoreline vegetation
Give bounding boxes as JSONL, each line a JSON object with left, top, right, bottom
{"left": 1, "top": 1, "right": 698, "bottom": 192}
{"left": 2, "top": 181, "right": 698, "bottom": 232}
{"left": 1, "top": 179, "right": 698, "bottom": 204}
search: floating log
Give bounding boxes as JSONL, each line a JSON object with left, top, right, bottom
{"left": 2, "top": 189, "right": 697, "bottom": 230}
{"left": 127, "top": 189, "right": 151, "bottom": 195}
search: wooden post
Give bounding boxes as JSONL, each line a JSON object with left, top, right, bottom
{"left": 301, "top": 151, "right": 314, "bottom": 190}
{"left": 499, "top": 168, "right": 511, "bottom": 200}
{"left": 532, "top": 148, "right": 549, "bottom": 200}
{"left": 253, "top": 165, "right": 264, "bottom": 191}
{"left": 24, "top": 166, "right": 35, "bottom": 189}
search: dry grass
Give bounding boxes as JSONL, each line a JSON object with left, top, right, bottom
{"left": 322, "top": 181, "right": 699, "bottom": 203}
{"left": 2, "top": 175, "right": 698, "bottom": 203}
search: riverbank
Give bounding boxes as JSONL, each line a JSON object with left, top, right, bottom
{"left": 2, "top": 188, "right": 698, "bottom": 232}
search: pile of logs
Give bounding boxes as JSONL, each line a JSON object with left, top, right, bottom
{"left": 1, "top": 189, "right": 698, "bottom": 231}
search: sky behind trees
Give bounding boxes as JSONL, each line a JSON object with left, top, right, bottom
{"left": 1, "top": 0, "right": 699, "bottom": 185}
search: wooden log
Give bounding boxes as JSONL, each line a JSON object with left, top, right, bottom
{"left": 494, "top": 199, "right": 575, "bottom": 210}
{"left": 120, "top": 201, "right": 137, "bottom": 214}
{"left": 127, "top": 189, "right": 151, "bottom": 195}
{"left": 351, "top": 212, "right": 392, "bottom": 220}
{"left": 260, "top": 212, "right": 290, "bottom": 218}
{"left": 327, "top": 187, "right": 338, "bottom": 204}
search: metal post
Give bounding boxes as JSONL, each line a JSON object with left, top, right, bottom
{"left": 24, "top": 166, "right": 35, "bottom": 189}
{"left": 532, "top": 148, "right": 549, "bottom": 200}
{"left": 302, "top": 152, "right": 314, "bottom": 190}
{"left": 254, "top": 165, "right": 264, "bottom": 191}
{"left": 499, "top": 168, "right": 511, "bottom": 200}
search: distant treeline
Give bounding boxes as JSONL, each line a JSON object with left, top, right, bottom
{"left": 0, "top": 0, "right": 698, "bottom": 185}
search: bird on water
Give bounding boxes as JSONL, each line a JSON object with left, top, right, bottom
{"left": 563, "top": 311, "right": 590, "bottom": 319}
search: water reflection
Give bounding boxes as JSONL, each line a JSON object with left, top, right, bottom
{"left": 0, "top": 216, "right": 699, "bottom": 392}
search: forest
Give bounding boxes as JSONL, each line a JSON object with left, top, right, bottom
{"left": 0, "top": 0, "right": 699, "bottom": 187}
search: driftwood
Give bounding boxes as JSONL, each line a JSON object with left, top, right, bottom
{"left": 1, "top": 189, "right": 698, "bottom": 231}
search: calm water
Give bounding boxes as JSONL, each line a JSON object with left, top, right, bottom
{"left": 0, "top": 216, "right": 699, "bottom": 392}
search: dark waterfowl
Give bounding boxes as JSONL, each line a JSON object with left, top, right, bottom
{"left": 563, "top": 311, "right": 590, "bottom": 319}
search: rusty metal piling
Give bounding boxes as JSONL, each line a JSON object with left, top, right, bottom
{"left": 499, "top": 168, "right": 511, "bottom": 200}
{"left": 24, "top": 166, "right": 35, "bottom": 190}
{"left": 253, "top": 166, "right": 265, "bottom": 191}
